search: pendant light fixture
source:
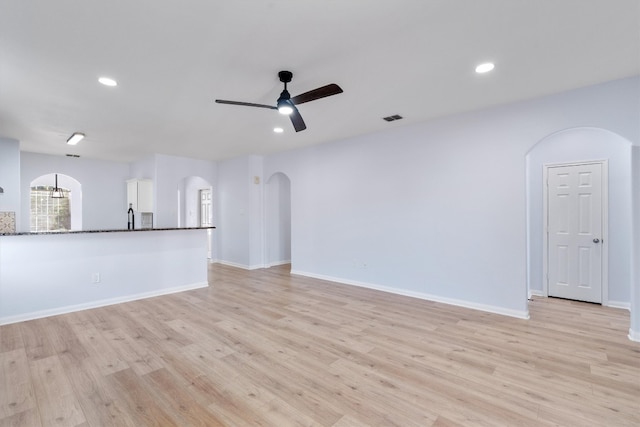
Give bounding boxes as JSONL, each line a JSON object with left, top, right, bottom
{"left": 50, "top": 174, "right": 65, "bottom": 199}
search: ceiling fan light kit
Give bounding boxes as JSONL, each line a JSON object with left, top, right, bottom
{"left": 277, "top": 95, "right": 294, "bottom": 115}
{"left": 215, "top": 70, "right": 343, "bottom": 132}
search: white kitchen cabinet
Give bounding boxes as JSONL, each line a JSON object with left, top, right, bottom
{"left": 127, "top": 179, "right": 153, "bottom": 212}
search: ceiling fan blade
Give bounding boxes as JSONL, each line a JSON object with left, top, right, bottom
{"left": 215, "top": 99, "right": 277, "bottom": 110}
{"left": 289, "top": 107, "right": 307, "bottom": 132}
{"left": 290, "top": 84, "right": 343, "bottom": 105}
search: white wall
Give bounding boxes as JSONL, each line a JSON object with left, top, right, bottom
{"left": 217, "top": 156, "right": 251, "bottom": 267}
{"left": 20, "top": 152, "right": 130, "bottom": 231}
{"left": 129, "top": 154, "right": 157, "bottom": 180}
{"left": 265, "top": 123, "right": 530, "bottom": 317}
{"left": 252, "top": 76, "right": 639, "bottom": 319}
{"left": 216, "top": 155, "right": 266, "bottom": 269}
{"left": 526, "top": 128, "right": 632, "bottom": 305}
{"left": 249, "top": 155, "right": 264, "bottom": 269}
{"left": 0, "top": 138, "right": 21, "bottom": 221}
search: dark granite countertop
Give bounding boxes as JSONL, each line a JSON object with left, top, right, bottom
{"left": 0, "top": 226, "right": 215, "bottom": 236}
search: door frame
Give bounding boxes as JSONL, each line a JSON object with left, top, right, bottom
{"left": 542, "top": 160, "right": 609, "bottom": 304}
{"left": 199, "top": 188, "right": 213, "bottom": 227}
{"left": 198, "top": 187, "right": 213, "bottom": 260}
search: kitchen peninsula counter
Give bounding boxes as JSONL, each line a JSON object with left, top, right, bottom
{"left": 0, "top": 227, "right": 214, "bottom": 325}
{"left": 0, "top": 226, "right": 215, "bottom": 236}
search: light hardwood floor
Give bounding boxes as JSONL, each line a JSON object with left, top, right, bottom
{"left": 1, "top": 264, "right": 639, "bottom": 426}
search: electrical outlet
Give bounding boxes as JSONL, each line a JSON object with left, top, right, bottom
{"left": 92, "top": 273, "right": 101, "bottom": 283}
{"left": 351, "top": 260, "right": 368, "bottom": 269}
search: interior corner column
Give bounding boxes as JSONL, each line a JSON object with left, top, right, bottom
{"left": 630, "top": 145, "right": 640, "bottom": 341}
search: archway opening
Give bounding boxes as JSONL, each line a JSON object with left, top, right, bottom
{"left": 265, "top": 172, "right": 291, "bottom": 268}
{"left": 30, "top": 173, "right": 82, "bottom": 231}
{"left": 526, "top": 127, "right": 632, "bottom": 307}
{"left": 178, "top": 175, "right": 214, "bottom": 258}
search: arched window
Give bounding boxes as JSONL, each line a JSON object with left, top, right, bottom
{"left": 30, "top": 184, "right": 71, "bottom": 231}
{"left": 30, "top": 173, "right": 82, "bottom": 232}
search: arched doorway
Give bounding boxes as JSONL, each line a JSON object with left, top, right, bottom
{"left": 265, "top": 172, "right": 291, "bottom": 268}
{"left": 526, "top": 127, "right": 632, "bottom": 307}
{"left": 178, "top": 176, "right": 214, "bottom": 258}
{"left": 30, "top": 173, "right": 82, "bottom": 231}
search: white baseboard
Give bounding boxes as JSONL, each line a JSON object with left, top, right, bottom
{"left": 267, "top": 260, "right": 292, "bottom": 267}
{"left": 216, "top": 259, "right": 290, "bottom": 270}
{"left": 606, "top": 300, "right": 631, "bottom": 310}
{"left": 528, "top": 289, "right": 544, "bottom": 298}
{"left": 629, "top": 328, "right": 640, "bottom": 342}
{"left": 528, "top": 292, "right": 630, "bottom": 311}
{"left": 291, "top": 270, "right": 529, "bottom": 320}
{"left": 0, "top": 282, "right": 209, "bottom": 326}
{"left": 216, "top": 260, "right": 251, "bottom": 270}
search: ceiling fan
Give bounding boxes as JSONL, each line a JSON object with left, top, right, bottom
{"left": 215, "top": 71, "right": 343, "bottom": 132}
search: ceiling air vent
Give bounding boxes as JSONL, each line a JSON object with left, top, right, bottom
{"left": 382, "top": 114, "right": 403, "bottom": 122}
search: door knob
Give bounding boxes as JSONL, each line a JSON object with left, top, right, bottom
{"left": 593, "top": 238, "right": 600, "bottom": 243}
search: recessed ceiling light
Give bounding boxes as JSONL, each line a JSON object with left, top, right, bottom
{"left": 475, "top": 62, "right": 495, "bottom": 74}
{"left": 66, "top": 132, "right": 85, "bottom": 145}
{"left": 98, "top": 77, "right": 118, "bottom": 87}
{"left": 273, "top": 127, "right": 284, "bottom": 133}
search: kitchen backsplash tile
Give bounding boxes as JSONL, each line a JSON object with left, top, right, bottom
{"left": 0, "top": 211, "right": 16, "bottom": 233}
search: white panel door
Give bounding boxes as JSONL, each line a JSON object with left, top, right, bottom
{"left": 547, "top": 163, "right": 603, "bottom": 303}
{"left": 199, "top": 189, "right": 212, "bottom": 227}
{"left": 199, "top": 188, "right": 213, "bottom": 259}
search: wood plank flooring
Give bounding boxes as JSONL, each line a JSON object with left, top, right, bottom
{"left": 1, "top": 263, "right": 639, "bottom": 426}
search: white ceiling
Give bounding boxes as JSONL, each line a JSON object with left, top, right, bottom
{"left": 1, "top": 1, "right": 638, "bottom": 162}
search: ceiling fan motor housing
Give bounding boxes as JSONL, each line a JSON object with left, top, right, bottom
{"left": 278, "top": 70, "right": 293, "bottom": 83}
